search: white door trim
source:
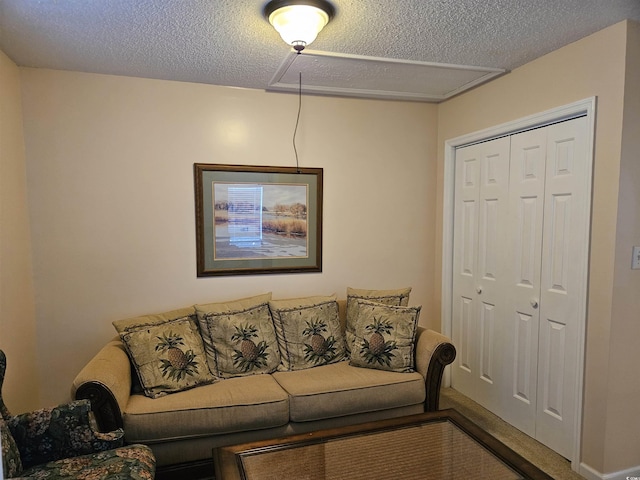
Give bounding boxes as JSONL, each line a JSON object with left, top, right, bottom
{"left": 441, "top": 97, "right": 596, "bottom": 469}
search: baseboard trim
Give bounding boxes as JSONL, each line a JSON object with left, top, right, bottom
{"left": 580, "top": 462, "right": 640, "bottom": 480}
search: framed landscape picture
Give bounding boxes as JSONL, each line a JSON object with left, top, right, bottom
{"left": 194, "top": 163, "right": 323, "bottom": 276}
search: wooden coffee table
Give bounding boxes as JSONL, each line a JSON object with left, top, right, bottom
{"left": 214, "top": 409, "right": 553, "bottom": 480}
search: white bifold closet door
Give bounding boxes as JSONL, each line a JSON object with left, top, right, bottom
{"left": 451, "top": 116, "right": 588, "bottom": 460}
{"left": 451, "top": 136, "right": 511, "bottom": 412}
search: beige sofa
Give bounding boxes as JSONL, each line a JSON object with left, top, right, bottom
{"left": 71, "top": 297, "right": 455, "bottom": 478}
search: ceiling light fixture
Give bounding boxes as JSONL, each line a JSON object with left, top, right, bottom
{"left": 264, "top": 0, "right": 335, "bottom": 53}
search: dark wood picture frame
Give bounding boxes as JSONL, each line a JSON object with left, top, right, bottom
{"left": 194, "top": 163, "right": 323, "bottom": 277}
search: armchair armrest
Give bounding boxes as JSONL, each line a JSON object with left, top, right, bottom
{"left": 414, "top": 327, "right": 456, "bottom": 412}
{"left": 71, "top": 339, "right": 132, "bottom": 432}
{"left": 8, "top": 400, "right": 124, "bottom": 469}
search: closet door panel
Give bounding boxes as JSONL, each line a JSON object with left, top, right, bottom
{"left": 536, "top": 116, "right": 588, "bottom": 460}
{"left": 514, "top": 310, "right": 534, "bottom": 405}
{"left": 540, "top": 318, "right": 567, "bottom": 420}
{"left": 479, "top": 301, "right": 496, "bottom": 385}
{"left": 502, "top": 127, "right": 547, "bottom": 435}
{"left": 475, "top": 142, "right": 510, "bottom": 412}
{"left": 451, "top": 137, "right": 510, "bottom": 413}
{"left": 451, "top": 147, "right": 481, "bottom": 397}
{"left": 458, "top": 295, "right": 474, "bottom": 374}
{"left": 516, "top": 196, "right": 539, "bottom": 286}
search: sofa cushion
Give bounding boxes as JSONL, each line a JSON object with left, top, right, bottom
{"left": 349, "top": 300, "right": 421, "bottom": 373}
{"left": 272, "top": 361, "right": 425, "bottom": 422}
{"left": 118, "top": 316, "right": 215, "bottom": 398}
{"left": 122, "top": 374, "right": 289, "bottom": 443}
{"left": 345, "top": 287, "right": 412, "bottom": 352}
{"left": 269, "top": 295, "right": 347, "bottom": 371}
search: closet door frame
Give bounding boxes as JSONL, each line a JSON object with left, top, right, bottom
{"left": 441, "top": 97, "right": 596, "bottom": 469}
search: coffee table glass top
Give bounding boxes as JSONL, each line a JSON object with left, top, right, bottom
{"left": 215, "top": 409, "right": 553, "bottom": 480}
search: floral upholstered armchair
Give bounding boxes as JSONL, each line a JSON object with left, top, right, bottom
{"left": 0, "top": 350, "right": 155, "bottom": 479}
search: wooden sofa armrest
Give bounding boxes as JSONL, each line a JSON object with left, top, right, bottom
{"left": 414, "top": 327, "right": 456, "bottom": 412}
{"left": 71, "top": 339, "right": 132, "bottom": 432}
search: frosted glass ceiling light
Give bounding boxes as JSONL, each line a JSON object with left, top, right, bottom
{"left": 264, "top": 0, "right": 335, "bottom": 53}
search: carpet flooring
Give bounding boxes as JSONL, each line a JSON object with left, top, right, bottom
{"left": 440, "top": 388, "right": 586, "bottom": 480}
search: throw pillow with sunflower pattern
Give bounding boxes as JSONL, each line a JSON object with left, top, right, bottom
{"left": 349, "top": 300, "right": 420, "bottom": 373}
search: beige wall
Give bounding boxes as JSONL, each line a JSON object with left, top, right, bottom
{"left": 606, "top": 20, "right": 640, "bottom": 473}
{"left": 437, "top": 20, "right": 637, "bottom": 476}
{"left": 18, "top": 68, "right": 438, "bottom": 407}
{"left": 0, "top": 50, "right": 39, "bottom": 413}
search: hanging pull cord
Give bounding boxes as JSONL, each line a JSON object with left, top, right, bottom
{"left": 293, "top": 71, "right": 302, "bottom": 173}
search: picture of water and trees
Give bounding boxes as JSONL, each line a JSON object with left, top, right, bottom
{"left": 213, "top": 182, "right": 309, "bottom": 260}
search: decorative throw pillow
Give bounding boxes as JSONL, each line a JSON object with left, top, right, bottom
{"left": 195, "top": 293, "right": 275, "bottom": 377}
{"left": 199, "top": 303, "right": 280, "bottom": 378}
{"left": 195, "top": 293, "right": 273, "bottom": 322}
{"left": 270, "top": 295, "right": 347, "bottom": 371}
{"left": 349, "top": 300, "right": 420, "bottom": 373}
{"left": 345, "top": 287, "right": 412, "bottom": 353}
{"left": 1, "top": 416, "right": 22, "bottom": 478}
{"left": 115, "top": 313, "right": 215, "bottom": 398}
{"left": 113, "top": 305, "right": 197, "bottom": 333}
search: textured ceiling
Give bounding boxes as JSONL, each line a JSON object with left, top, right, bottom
{"left": 1, "top": 0, "right": 640, "bottom": 102}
